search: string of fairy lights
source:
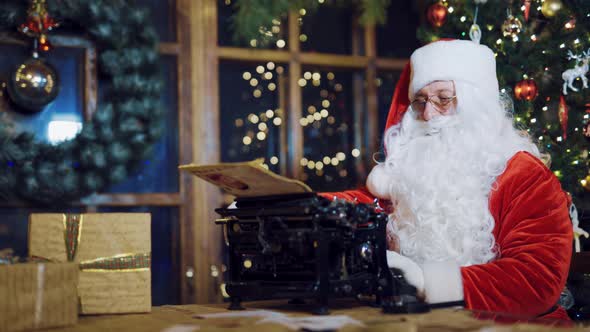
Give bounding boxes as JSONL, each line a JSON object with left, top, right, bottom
{"left": 233, "top": 61, "right": 361, "bottom": 181}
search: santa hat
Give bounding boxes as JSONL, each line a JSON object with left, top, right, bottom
{"left": 367, "top": 39, "right": 499, "bottom": 199}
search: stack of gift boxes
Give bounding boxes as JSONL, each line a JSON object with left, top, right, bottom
{"left": 0, "top": 213, "right": 151, "bottom": 332}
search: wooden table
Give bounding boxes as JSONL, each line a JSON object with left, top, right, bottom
{"left": 55, "top": 300, "right": 585, "bottom": 332}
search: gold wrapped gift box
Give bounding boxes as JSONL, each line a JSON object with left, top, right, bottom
{"left": 0, "top": 262, "right": 78, "bottom": 332}
{"left": 28, "top": 213, "right": 152, "bottom": 315}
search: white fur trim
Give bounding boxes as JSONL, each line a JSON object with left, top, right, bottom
{"left": 366, "top": 164, "right": 392, "bottom": 200}
{"left": 409, "top": 40, "right": 499, "bottom": 101}
{"left": 419, "top": 261, "right": 463, "bottom": 304}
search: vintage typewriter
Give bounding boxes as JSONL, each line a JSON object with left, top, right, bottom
{"left": 215, "top": 192, "right": 428, "bottom": 315}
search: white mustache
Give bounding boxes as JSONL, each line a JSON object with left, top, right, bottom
{"left": 410, "top": 114, "right": 460, "bottom": 137}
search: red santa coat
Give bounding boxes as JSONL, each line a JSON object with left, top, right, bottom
{"left": 322, "top": 151, "right": 572, "bottom": 319}
{"left": 320, "top": 62, "right": 573, "bottom": 320}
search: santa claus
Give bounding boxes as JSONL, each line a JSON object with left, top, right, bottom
{"left": 322, "top": 39, "right": 573, "bottom": 320}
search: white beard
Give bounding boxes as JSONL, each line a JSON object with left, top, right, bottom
{"left": 377, "top": 82, "right": 540, "bottom": 267}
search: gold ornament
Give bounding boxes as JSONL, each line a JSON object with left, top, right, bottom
{"left": 502, "top": 15, "right": 522, "bottom": 38}
{"left": 541, "top": 0, "right": 563, "bottom": 18}
{"left": 583, "top": 174, "right": 590, "bottom": 191}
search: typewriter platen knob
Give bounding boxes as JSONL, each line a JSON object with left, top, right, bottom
{"left": 360, "top": 242, "right": 374, "bottom": 263}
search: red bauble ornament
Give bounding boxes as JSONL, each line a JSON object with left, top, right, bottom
{"left": 514, "top": 79, "right": 538, "bottom": 101}
{"left": 427, "top": 2, "right": 448, "bottom": 28}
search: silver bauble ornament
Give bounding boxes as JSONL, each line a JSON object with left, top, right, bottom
{"left": 7, "top": 56, "right": 60, "bottom": 114}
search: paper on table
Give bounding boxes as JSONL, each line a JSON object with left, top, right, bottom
{"left": 194, "top": 310, "right": 364, "bottom": 331}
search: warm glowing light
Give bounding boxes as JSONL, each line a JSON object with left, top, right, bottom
{"left": 253, "top": 89, "right": 262, "bottom": 98}
{"left": 299, "top": 118, "right": 309, "bottom": 126}
{"left": 276, "top": 39, "right": 286, "bottom": 48}
{"left": 250, "top": 78, "right": 258, "bottom": 86}
{"left": 256, "top": 66, "right": 265, "bottom": 74}
{"left": 351, "top": 149, "right": 360, "bottom": 157}
{"left": 304, "top": 72, "right": 312, "bottom": 80}
{"left": 336, "top": 152, "right": 346, "bottom": 161}
{"left": 327, "top": 72, "right": 335, "bottom": 80}
{"left": 242, "top": 72, "right": 251, "bottom": 80}
{"left": 313, "top": 113, "right": 322, "bottom": 121}
{"left": 298, "top": 78, "right": 307, "bottom": 87}
{"left": 322, "top": 100, "right": 330, "bottom": 108}
{"left": 312, "top": 72, "right": 321, "bottom": 80}
{"left": 249, "top": 114, "right": 259, "bottom": 124}
{"left": 266, "top": 62, "right": 275, "bottom": 70}
{"left": 273, "top": 117, "right": 282, "bottom": 126}
{"left": 270, "top": 156, "right": 279, "bottom": 164}
{"left": 266, "top": 110, "right": 274, "bottom": 118}
{"left": 264, "top": 72, "right": 273, "bottom": 80}
{"left": 320, "top": 109, "right": 329, "bottom": 117}
{"left": 243, "top": 136, "right": 252, "bottom": 145}
{"left": 258, "top": 123, "right": 267, "bottom": 131}
{"left": 308, "top": 106, "right": 317, "bottom": 113}
{"left": 300, "top": 158, "right": 308, "bottom": 166}
{"left": 268, "top": 83, "right": 276, "bottom": 91}
{"left": 257, "top": 131, "right": 266, "bottom": 140}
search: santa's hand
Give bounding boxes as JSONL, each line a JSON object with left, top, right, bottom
{"left": 386, "top": 250, "right": 424, "bottom": 292}
{"left": 386, "top": 250, "right": 464, "bottom": 304}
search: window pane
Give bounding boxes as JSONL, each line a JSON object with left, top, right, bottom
{"left": 0, "top": 207, "right": 85, "bottom": 258}
{"left": 218, "top": 0, "right": 289, "bottom": 50}
{"left": 219, "top": 61, "right": 286, "bottom": 174}
{"left": 300, "top": 5, "right": 353, "bottom": 54}
{"left": 97, "top": 206, "right": 180, "bottom": 306}
{"left": 106, "top": 55, "right": 180, "bottom": 193}
{"left": 0, "top": 44, "right": 85, "bottom": 144}
{"left": 376, "top": 2, "right": 421, "bottom": 58}
{"left": 301, "top": 69, "right": 362, "bottom": 191}
{"left": 136, "top": 0, "right": 177, "bottom": 43}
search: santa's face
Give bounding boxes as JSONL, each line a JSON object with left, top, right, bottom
{"left": 411, "top": 81, "right": 457, "bottom": 121}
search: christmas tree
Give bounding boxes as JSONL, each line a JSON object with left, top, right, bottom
{"left": 418, "top": 0, "right": 590, "bottom": 209}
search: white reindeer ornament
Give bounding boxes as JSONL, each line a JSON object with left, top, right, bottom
{"left": 562, "top": 49, "right": 590, "bottom": 95}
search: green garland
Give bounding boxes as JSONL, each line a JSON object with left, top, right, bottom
{"left": 0, "top": 0, "right": 163, "bottom": 205}
{"left": 231, "top": 0, "right": 391, "bottom": 44}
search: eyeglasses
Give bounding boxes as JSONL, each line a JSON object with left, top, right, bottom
{"left": 411, "top": 95, "right": 457, "bottom": 113}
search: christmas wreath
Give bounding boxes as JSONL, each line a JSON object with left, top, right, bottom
{"left": 0, "top": 0, "right": 163, "bottom": 204}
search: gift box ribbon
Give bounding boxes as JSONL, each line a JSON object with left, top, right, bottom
{"left": 35, "top": 214, "right": 150, "bottom": 272}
